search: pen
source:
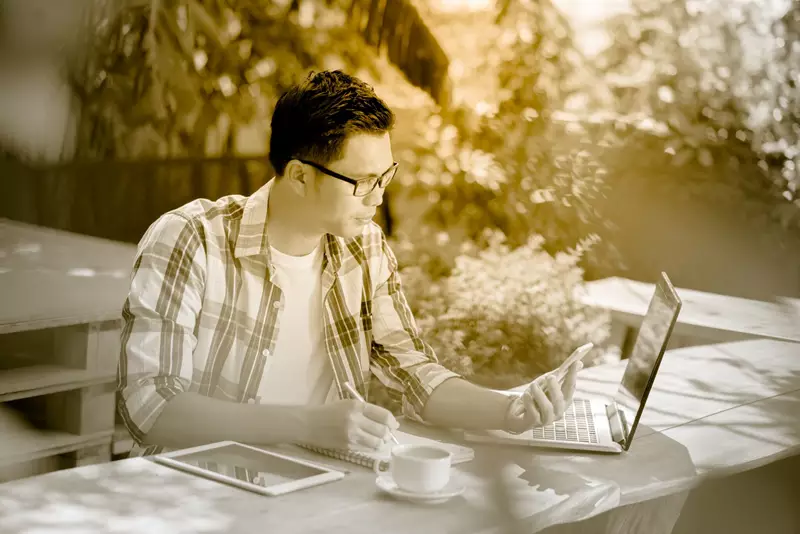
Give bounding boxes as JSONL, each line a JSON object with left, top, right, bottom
{"left": 343, "top": 382, "right": 400, "bottom": 445}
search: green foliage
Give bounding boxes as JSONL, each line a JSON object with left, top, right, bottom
{"left": 399, "top": 112, "right": 616, "bottom": 267}
{"left": 598, "top": 0, "right": 800, "bottom": 232}
{"left": 365, "top": 0, "right": 619, "bottom": 412}
{"left": 368, "top": 229, "right": 610, "bottom": 412}
{"left": 391, "top": 0, "right": 627, "bottom": 279}
{"left": 393, "top": 0, "right": 623, "bottom": 276}
{"left": 72, "top": 0, "right": 385, "bottom": 159}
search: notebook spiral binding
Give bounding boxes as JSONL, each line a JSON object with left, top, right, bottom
{"left": 297, "top": 444, "right": 390, "bottom": 470}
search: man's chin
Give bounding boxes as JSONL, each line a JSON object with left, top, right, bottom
{"left": 328, "top": 220, "right": 370, "bottom": 238}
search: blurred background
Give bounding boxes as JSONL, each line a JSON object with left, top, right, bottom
{"left": 1, "top": 0, "right": 799, "bottom": 392}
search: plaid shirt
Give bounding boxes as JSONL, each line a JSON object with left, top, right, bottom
{"left": 117, "top": 180, "right": 459, "bottom": 457}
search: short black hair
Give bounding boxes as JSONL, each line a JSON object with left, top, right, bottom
{"left": 268, "top": 70, "right": 395, "bottom": 176}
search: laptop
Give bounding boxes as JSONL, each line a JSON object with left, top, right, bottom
{"left": 464, "top": 272, "right": 682, "bottom": 453}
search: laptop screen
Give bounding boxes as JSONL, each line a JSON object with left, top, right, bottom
{"left": 613, "top": 273, "right": 682, "bottom": 450}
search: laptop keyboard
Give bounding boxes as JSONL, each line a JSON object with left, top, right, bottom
{"left": 530, "top": 398, "right": 599, "bottom": 444}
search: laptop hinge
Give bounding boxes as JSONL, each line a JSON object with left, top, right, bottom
{"left": 606, "top": 403, "right": 629, "bottom": 446}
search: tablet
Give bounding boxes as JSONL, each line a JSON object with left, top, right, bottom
{"left": 153, "top": 441, "right": 346, "bottom": 496}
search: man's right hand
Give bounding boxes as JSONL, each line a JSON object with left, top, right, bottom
{"left": 301, "top": 399, "right": 399, "bottom": 451}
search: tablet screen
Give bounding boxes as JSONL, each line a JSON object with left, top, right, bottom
{"left": 167, "top": 444, "right": 328, "bottom": 488}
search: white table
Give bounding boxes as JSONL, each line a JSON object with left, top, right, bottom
{"left": 1, "top": 338, "right": 798, "bottom": 533}
{"left": 0, "top": 440, "right": 620, "bottom": 534}
{"left": 578, "top": 277, "right": 800, "bottom": 358}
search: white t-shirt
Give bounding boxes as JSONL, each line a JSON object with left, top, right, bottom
{"left": 256, "top": 242, "right": 334, "bottom": 406}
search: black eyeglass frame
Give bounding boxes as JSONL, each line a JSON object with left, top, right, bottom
{"left": 297, "top": 159, "right": 398, "bottom": 197}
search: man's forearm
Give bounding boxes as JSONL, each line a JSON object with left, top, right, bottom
{"left": 141, "top": 392, "right": 309, "bottom": 450}
{"left": 420, "top": 377, "right": 515, "bottom": 431}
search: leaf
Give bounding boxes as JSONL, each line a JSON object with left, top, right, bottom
{"left": 158, "top": 6, "right": 194, "bottom": 60}
{"left": 697, "top": 148, "right": 714, "bottom": 167}
{"left": 673, "top": 147, "right": 695, "bottom": 167}
{"left": 188, "top": 0, "right": 227, "bottom": 49}
{"left": 775, "top": 202, "right": 800, "bottom": 229}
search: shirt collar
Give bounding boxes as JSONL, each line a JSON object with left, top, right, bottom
{"left": 233, "top": 179, "right": 273, "bottom": 260}
{"left": 234, "top": 178, "right": 343, "bottom": 274}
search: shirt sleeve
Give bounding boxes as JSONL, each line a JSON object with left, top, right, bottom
{"left": 116, "top": 213, "right": 206, "bottom": 445}
{"left": 369, "top": 232, "right": 461, "bottom": 422}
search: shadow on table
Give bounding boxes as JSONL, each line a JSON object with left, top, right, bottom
{"left": 0, "top": 450, "right": 614, "bottom": 534}
{"left": 459, "top": 423, "right": 699, "bottom": 533}
{"left": 0, "top": 421, "right": 703, "bottom": 534}
{"left": 0, "top": 459, "right": 237, "bottom": 533}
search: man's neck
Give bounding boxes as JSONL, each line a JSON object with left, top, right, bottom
{"left": 267, "top": 178, "right": 324, "bottom": 257}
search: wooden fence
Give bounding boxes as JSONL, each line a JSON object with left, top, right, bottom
{"left": 0, "top": 0, "right": 440, "bottom": 243}
{"left": 344, "top": 0, "right": 451, "bottom": 107}
{"left": 1, "top": 157, "right": 394, "bottom": 244}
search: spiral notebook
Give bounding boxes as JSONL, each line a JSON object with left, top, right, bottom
{"left": 298, "top": 430, "right": 475, "bottom": 470}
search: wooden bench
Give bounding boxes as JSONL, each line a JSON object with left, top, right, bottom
{"left": 578, "top": 277, "right": 800, "bottom": 358}
{"left": 0, "top": 219, "right": 137, "bottom": 481}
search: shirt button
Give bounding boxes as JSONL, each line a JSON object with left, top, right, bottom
{"left": 273, "top": 301, "right": 281, "bottom": 309}
{"left": 262, "top": 348, "right": 270, "bottom": 357}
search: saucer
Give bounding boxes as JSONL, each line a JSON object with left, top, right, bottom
{"left": 375, "top": 475, "right": 465, "bottom": 504}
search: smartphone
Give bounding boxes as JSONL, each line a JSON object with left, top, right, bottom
{"left": 508, "top": 343, "right": 595, "bottom": 412}
{"left": 553, "top": 342, "right": 594, "bottom": 382}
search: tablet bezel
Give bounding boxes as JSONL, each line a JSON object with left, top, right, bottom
{"left": 152, "top": 441, "right": 346, "bottom": 496}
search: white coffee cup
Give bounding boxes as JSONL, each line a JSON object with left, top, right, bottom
{"left": 374, "top": 444, "right": 452, "bottom": 494}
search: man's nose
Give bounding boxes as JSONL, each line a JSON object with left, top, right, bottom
{"left": 365, "top": 186, "right": 384, "bottom": 207}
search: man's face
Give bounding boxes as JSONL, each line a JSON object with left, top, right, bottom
{"left": 308, "top": 132, "right": 394, "bottom": 238}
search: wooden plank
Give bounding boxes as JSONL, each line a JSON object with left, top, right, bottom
{"left": 39, "top": 381, "right": 117, "bottom": 435}
{"left": 0, "top": 328, "right": 54, "bottom": 367}
{"left": 0, "top": 321, "right": 120, "bottom": 371}
{"left": 0, "top": 455, "right": 61, "bottom": 483}
{"left": 89, "top": 319, "right": 123, "bottom": 376}
{"left": 0, "top": 218, "right": 137, "bottom": 265}
{"left": 112, "top": 424, "right": 134, "bottom": 457}
{"left": 49, "top": 323, "right": 98, "bottom": 369}
{"left": 0, "top": 364, "right": 114, "bottom": 402}
{"left": 71, "top": 441, "right": 112, "bottom": 467}
{"left": 0, "top": 429, "right": 113, "bottom": 468}
{"left": 0, "top": 219, "right": 135, "bottom": 334}
{"left": 0, "top": 438, "right": 114, "bottom": 483}
{"left": 578, "top": 277, "right": 800, "bottom": 344}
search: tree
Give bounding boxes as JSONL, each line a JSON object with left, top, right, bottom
{"left": 399, "top": 0, "right": 617, "bottom": 276}
{"left": 599, "top": 0, "right": 800, "bottom": 232}
{"left": 70, "top": 0, "right": 389, "bottom": 159}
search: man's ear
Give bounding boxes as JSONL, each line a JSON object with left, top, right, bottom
{"left": 283, "top": 160, "right": 310, "bottom": 197}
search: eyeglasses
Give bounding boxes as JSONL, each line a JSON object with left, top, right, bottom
{"left": 298, "top": 159, "right": 398, "bottom": 197}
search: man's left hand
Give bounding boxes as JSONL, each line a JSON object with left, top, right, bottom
{"left": 503, "top": 361, "right": 582, "bottom": 434}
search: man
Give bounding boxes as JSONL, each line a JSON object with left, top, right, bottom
{"left": 117, "top": 70, "right": 581, "bottom": 457}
